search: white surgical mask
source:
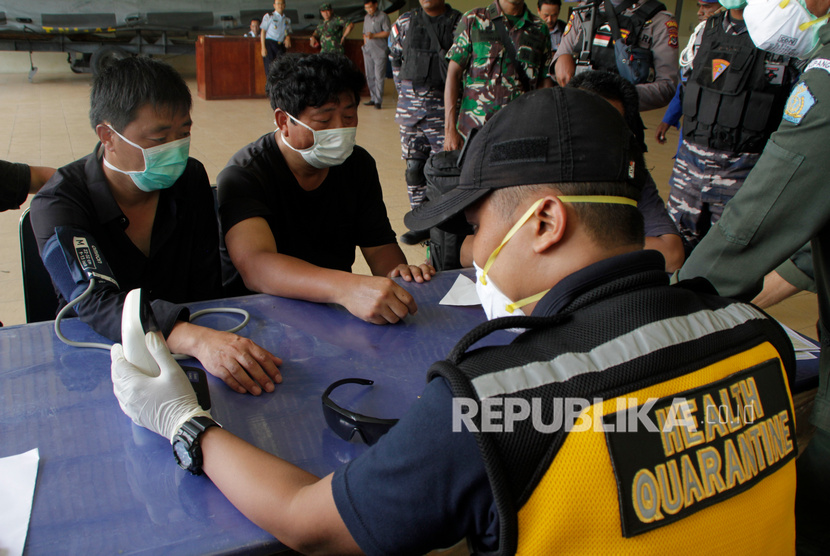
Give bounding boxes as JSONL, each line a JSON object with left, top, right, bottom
{"left": 475, "top": 195, "right": 639, "bottom": 323}
{"left": 103, "top": 126, "right": 190, "bottom": 192}
{"left": 279, "top": 113, "right": 356, "bottom": 168}
{"left": 744, "top": 0, "right": 830, "bottom": 59}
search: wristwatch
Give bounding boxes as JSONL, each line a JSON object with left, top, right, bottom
{"left": 172, "top": 416, "right": 220, "bottom": 475}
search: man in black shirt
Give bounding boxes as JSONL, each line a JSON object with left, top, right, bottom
{"left": 218, "top": 54, "right": 434, "bottom": 325}
{"left": 0, "top": 160, "right": 54, "bottom": 211}
{"left": 31, "top": 57, "right": 282, "bottom": 396}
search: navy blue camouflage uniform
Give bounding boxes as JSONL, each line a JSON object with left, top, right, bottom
{"left": 666, "top": 12, "right": 801, "bottom": 252}
{"left": 390, "top": 5, "right": 462, "bottom": 209}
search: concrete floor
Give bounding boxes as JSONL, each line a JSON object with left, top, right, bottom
{"left": 0, "top": 70, "right": 819, "bottom": 341}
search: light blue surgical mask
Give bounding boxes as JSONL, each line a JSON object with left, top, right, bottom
{"left": 103, "top": 126, "right": 190, "bottom": 192}
{"left": 719, "top": 0, "right": 747, "bottom": 10}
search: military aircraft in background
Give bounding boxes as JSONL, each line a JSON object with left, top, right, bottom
{"left": 0, "top": 0, "right": 404, "bottom": 77}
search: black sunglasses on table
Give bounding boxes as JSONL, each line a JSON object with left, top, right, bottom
{"left": 321, "top": 378, "right": 399, "bottom": 446}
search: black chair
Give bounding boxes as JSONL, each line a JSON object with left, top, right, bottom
{"left": 19, "top": 208, "right": 58, "bottom": 322}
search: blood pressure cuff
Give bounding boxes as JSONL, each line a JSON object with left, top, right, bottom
{"left": 41, "top": 226, "right": 119, "bottom": 302}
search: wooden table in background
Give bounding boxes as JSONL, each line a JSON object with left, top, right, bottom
{"left": 196, "top": 35, "right": 368, "bottom": 100}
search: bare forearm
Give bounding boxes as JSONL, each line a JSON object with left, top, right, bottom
{"left": 237, "top": 251, "right": 357, "bottom": 305}
{"left": 202, "top": 428, "right": 357, "bottom": 554}
{"left": 363, "top": 243, "right": 407, "bottom": 277}
{"left": 445, "top": 62, "right": 462, "bottom": 126}
{"left": 444, "top": 62, "right": 463, "bottom": 147}
{"left": 554, "top": 55, "right": 576, "bottom": 87}
{"left": 751, "top": 271, "right": 802, "bottom": 309}
{"left": 29, "top": 165, "right": 55, "bottom": 194}
{"left": 644, "top": 234, "right": 685, "bottom": 273}
{"left": 166, "top": 321, "right": 203, "bottom": 357}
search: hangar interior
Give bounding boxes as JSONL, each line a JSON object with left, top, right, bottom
{"left": 0, "top": 0, "right": 819, "bottom": 340}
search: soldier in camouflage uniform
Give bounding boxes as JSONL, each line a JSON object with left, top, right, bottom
{"left": 310, "top": 3, "right": 354, "bottom": 54}
{"left": 390, "top": 0, "right": 462, "bottom": 245}
{"left": 444, "top": 0, "right": 553, "bottom": 151}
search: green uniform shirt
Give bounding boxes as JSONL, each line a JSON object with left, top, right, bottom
{"left": 446, "top": 1, "right": 551, "bottom": 137}
{"left": 313, "top": 16, "right": 348, "bottom": 54}
{"left": 680, "top": 23, "right": 830, "bottom": 431}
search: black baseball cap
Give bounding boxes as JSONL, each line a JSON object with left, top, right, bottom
{"left": 404, "top": 87, "right": 644, "bottom": 232}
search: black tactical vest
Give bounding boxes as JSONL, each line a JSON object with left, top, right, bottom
{"left": 682, "top": 12, "right": 794, "bottom": 153}
{"left": 590, "top": 0, "right": 665, "bottom": 80}
{"left": 399, "top": 6, "right": 462, "bottom": 87}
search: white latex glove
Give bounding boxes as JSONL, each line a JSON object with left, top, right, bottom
{"left": 111, "top": 331, "right": 211, "bottom": 442}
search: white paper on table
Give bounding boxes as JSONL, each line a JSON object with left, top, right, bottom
{"left": 780, "top": 324, "right": 820, "bottom": 352}
{"left": 439, "top": 274, "right": 481, "bottom": 306}
{"left": 0, "top": 448, "right": 40, "bottom": 556}
{"left": 777, "top": 324, "right": 820, "bottom": 360}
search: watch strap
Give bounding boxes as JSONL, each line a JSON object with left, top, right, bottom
{"left": 181, "top": 415, "right": 220, "bottom": 439}
{"left": 174, "top": 416, "right": 220, "bottom": 475}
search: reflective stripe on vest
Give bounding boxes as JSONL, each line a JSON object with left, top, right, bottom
{"left": 516, "top": 341, "right": 795, "bottom": 554}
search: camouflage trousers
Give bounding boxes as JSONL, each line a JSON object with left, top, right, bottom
{"left": 667, "top": 139, "right": 760, "bottom": 253}
{"left": 400, "top": 113, "right": 445, "bottom": 208}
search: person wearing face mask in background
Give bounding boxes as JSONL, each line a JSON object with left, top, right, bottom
{"left": 218, "top": 54, "right": 434, "bottom": 325}
{"left": 664, "top": 0, "right": 802, "bottom": 255}
{"left": 678, "top": 0, "right": 830, "bottom": 551}
{"left": 30, "top": 57, "right": 283, "bottom": 397}
{"left": 655, "top": 0, "right": 722, "bottom": 150}
{"left": 112, "top": 88, "right": 797, "bottom": 555}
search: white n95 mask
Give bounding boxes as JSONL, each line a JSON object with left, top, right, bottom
{"left": 475, "top": 199, "right": 548, "bottom": 323}
{"left": 744, "top": 0, "right": 830, "bottom": 59}
{"left": 475, "top": 195, "right": 639, "bottom": 323}
{"left": 474, "top": 261, "right": 528, "bottom": 321}
{"left": 280, "top": 113, "right": 356, "bottom": 168}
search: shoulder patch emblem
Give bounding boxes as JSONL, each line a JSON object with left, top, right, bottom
{"left": 783, "top": 82, "right": 816, "bottom": 125}
{"left": 712, "top": 59, "right": 730, "bottom": 82}
{"left": 666, "top": 20, "right": 678, "bottom": 48}
{"left": 805, "top": 58, "right": 830, "bottom": 75}
{"left": 564, "top": 12, "right": 574, "bottom": 36}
